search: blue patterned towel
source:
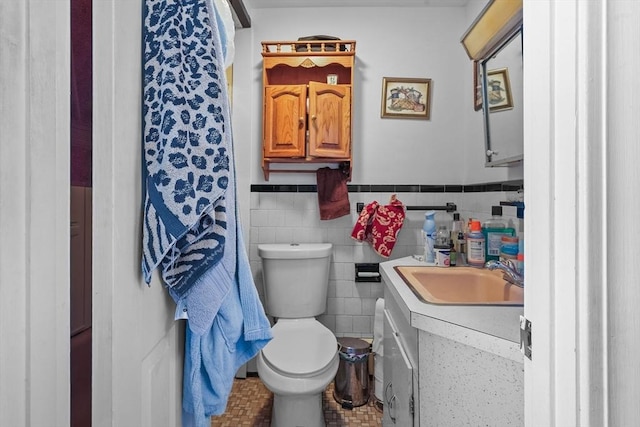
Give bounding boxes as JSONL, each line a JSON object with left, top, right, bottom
{"left": 143, "top": 2, "right": 273, "bottom": 425}
{"left": 142, "top": 0, "right": 230, "bottom": 301}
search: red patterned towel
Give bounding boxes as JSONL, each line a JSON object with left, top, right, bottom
{"left": 351, "top": 201, "right": 379, "bottom": 243}
{"left": 350, "top": 196, "right": 405, "bottom": 258}
{"left": 369, "top": 195, "right": 405, "bottom": 258}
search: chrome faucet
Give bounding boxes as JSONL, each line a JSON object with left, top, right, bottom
{"left": 485, "top": 259, "right": 524, "bottom": 288}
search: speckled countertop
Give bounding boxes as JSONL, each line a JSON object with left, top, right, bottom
{"left": 380, "top": 256, "right": 524, "bottom": 344}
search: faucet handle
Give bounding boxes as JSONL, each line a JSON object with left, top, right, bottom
{"left": 504, "top": 259, "right": 519, "bottom": 272}
{"left": 485, "top": 259, "right": 520, "bottom": 275}
{"left": 484, "top": 259, "right": 503, "bottom": 269}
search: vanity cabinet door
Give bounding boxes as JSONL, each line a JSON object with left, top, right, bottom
{"left": 383, "top": 309, "right": 415, "bottom": 427}
{"left": 308, "top": 81, "right": 351, "bottom": 158}
{"left": 263, "top": 84, "right": 307, "bottom": 158}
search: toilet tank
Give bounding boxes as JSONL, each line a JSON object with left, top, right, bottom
{"left": 258, "top": 243, "right": 332, "bottom": 318}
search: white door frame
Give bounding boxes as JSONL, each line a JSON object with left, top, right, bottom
{"left": 5, "top": 0, "right": 640, "bottom": 425}
{"left": 525, "top": 0, "right": 640, "bottom": 425}
{"left": 0, "top": 1, "right": 70, "bottom": 426}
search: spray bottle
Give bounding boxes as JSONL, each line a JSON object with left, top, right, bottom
{"left": 422, "top": 211, "right": 437, "bottom": 263}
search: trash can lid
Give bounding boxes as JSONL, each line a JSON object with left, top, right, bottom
{"left": 337, "top": 337, "right": 370, "bottom": 356}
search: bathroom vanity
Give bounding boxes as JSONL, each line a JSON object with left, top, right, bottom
{"left": 381, "top": 257, "right": 524, "bottom": 426}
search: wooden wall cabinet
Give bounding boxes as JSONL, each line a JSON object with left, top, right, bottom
{"left": 261, "top": 40, "right": 356, "bottom": 180}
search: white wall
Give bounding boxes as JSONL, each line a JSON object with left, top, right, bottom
{"left": 248, "top": 190, "right": 520, "bottom": 338}
{"left": 231, "top": 3, "right": 526, "bottom": 341}
{"left": 234, "top": 4, "right": 523, "bottom": 186}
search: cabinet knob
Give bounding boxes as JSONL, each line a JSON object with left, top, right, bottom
{"left": 311, "top": 115, "right": 317, "bottom": 121}
{"left": 299, "top": 117, "right": 304, "bottom": 124}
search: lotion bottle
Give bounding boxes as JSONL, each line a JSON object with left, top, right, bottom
{"left": 467, "top": 220, "right": 485, "bottom": 268}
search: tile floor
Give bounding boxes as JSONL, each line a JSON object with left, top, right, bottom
{"left": 211, "top": 375, "right": 383, "bottom": 427}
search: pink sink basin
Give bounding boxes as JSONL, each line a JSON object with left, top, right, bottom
{"left": 394, "top": 266, "right": 524, "bottom": 306}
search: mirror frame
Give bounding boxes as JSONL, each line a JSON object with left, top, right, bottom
{"left": 461, "top": 0, "right": 523, "bottom": 167}
{"left": 480, "top": 26, "right": 523, "bottom": 166}
{"left": 461, "top": 0, "right": 523, "bottom": 61}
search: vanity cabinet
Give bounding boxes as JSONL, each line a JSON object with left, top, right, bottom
{"left": 381, "top": 257, "right": 524, "bottom": 427}
{"left": 383, "top": 279, "right": 419, "bottom": 426}
{"left": 383, "top": 309, "right": 416, "bottom": 426}
{"left": 261, "top": 40, "right": 355, "bottom": 180}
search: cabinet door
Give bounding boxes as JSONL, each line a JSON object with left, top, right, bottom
{"left": 383, "top": 310, "right": 415, "bottom": 426}
{"left": 263, "top": 84, "right": 306, "bottom": 158}
{"left": 308, "top": 81, "right": 351, "bottom": 158}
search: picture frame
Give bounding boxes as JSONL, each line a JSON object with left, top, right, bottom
{"left": 473, "top": 61, "right": 482, "bottom": 111}
{"left": 381, "top": 77, "right": 431, "bottom": 119}
{"left": 326, "top": 74, "right": 338, "bottom": 85}
{"left": 486, "top": 68, "right": 513, "bottom": 112}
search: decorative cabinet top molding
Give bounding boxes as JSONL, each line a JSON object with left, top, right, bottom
{"left": 261, "top": 40, "right": 356, "bottom": 56}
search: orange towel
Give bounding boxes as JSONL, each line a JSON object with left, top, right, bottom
{"left": 316, "top": 167, "right": 350, "bottom": 220}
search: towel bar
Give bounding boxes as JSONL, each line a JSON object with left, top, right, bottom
{"left": 356, "top": 202, "right": 457, "bottom": 214}
{"left": 262, "top": 160, "right": 351, "bottom": 181}
{"left": 405, "top": 202, "right": 457, "bottom": 213}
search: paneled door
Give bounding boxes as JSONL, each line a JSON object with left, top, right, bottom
{"left": 92, "top": 1, "right": 183, "bottom": 425}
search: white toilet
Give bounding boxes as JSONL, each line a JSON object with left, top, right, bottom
{"left": 256, "top": 243, "right": 339, "bottom": 427}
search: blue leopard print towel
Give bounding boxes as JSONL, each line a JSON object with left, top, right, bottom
{"left": 143, "top": 3, "right": 273, "bottom": 424}
{"left": 142, "top": 0, "right": 230, "bottom": 301}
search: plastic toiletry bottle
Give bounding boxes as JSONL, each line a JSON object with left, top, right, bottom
{"left": 467, "top": 220, "right": 486, "bottom": 268}
{"left": 500, "top": 235, "right": 519, "bottom": 262}
{"left": 422, "top": 211, "right": 437, "bottom": 263}
{"left": 450, "top": 212, "right": 461, "bottom": 252}
{"left": 482, "top": 206, "right": 515, "bottom": 262}
{"left": 457, "top": 217, "right": 467, "bottom": 265}
{"left": 436, "top": 225, "right": 449, "bottom": 247}
{"left": 516, "top": 237, "right": 524, "bottom": 275}
{"left": 449, "top": 239, "right": 457, "bottom": 267}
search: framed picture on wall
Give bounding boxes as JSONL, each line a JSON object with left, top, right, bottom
{"left": 380, "top": 77, "right": 432, "bottom": 119}
{"left": 486, "top": 68, "right": 513, "bottom": 112}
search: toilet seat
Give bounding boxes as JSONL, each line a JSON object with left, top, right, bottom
{"left": 261, "top": 318, "right": 337, "bottom": 378}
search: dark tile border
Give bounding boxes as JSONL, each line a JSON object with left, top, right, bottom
{"left": 251, "top": 179, "right": 523, "bottom": 193}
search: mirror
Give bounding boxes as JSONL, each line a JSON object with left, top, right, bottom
{"left": 480, "top": 28, "right": 523, "bottom": 166}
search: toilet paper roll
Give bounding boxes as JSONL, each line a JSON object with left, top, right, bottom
{"left": 357, "top": 271, "right": 380, "bottom": 278}
{"left": 372, "top": 298, "right": 384, "bottom": 355}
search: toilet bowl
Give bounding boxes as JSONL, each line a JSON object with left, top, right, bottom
{"left": 257, "top": 318, "right": 339, "bottom": 427}
{"left": 256, "top": 243, "right": 337, "bottom": 427}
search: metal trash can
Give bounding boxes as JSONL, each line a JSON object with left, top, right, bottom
{"left": 333, "top": 337, "right": 370, "bottom": 408}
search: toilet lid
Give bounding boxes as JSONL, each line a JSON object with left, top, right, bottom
{"left": 262, "top": 319, "right": 337, "bottom": 377}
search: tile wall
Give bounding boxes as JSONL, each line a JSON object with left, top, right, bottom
{"left": 248, "top": 182, "right": 523, "bottom": 339}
